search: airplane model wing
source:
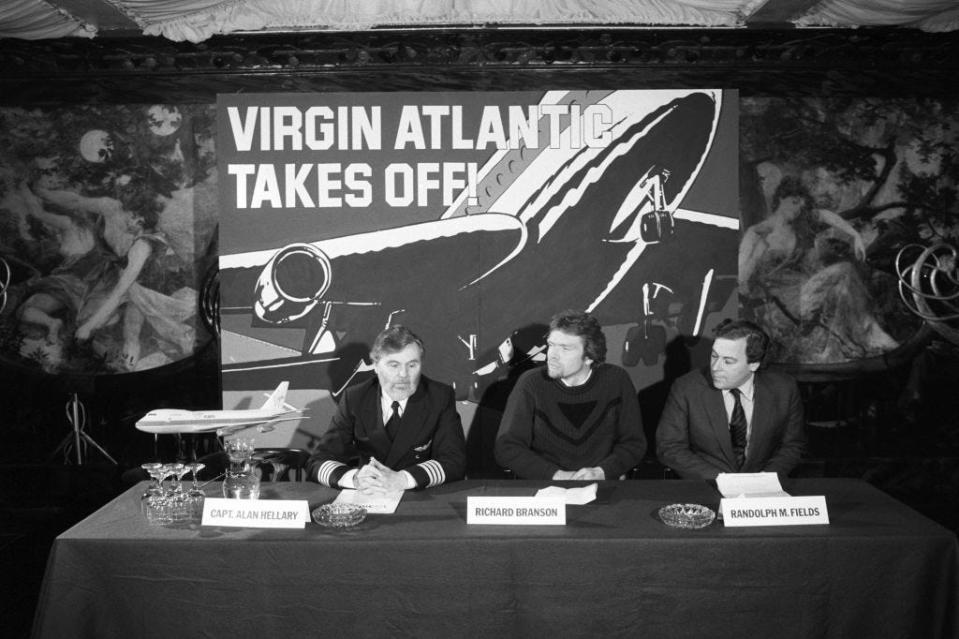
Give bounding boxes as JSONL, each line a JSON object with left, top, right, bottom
{"left": 212, "top": 413, "right": 306, "bottom": 437}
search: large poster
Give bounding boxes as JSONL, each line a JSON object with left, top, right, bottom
{"left": 0, "top": 105, "right": 217, "bottom": 377}
{"left": 217, "top": 90, "right": 740, "bottom": 446}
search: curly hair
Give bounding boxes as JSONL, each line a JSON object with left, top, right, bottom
{"left": 771, "top": 175, "right": 820, "bottom": 250}
{"left": 549, "top": 309, "right": 606, "bottom": 366}
{"left": 115, "top": 171, "right": 163, "bottom": 231}
{"left": 771, "top": 176, "right": 813, "bottom": 212}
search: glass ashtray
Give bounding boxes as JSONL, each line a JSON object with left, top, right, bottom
{"left": 658, "top": 503, "right": 716, "bottom": 529}
{"left": 312, "top": 503, "right": 368, "bottom": 528}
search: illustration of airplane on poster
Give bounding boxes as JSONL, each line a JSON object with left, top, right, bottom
{"left": 216, "top": 89, "right": 739, "bottom": 437}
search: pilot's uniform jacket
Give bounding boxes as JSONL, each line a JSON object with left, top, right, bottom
{"left": 307, "top": 375, "right": 466, "bottom": 489}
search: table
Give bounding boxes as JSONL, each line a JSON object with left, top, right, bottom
{"left": 31, "top": 479, "right": 959, "bottom": 639}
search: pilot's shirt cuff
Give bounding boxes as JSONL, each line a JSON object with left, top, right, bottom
{"left": 339, "top": 468, "right": 357, "bottom": 489}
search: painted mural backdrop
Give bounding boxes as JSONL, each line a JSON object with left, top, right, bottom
{"left": 0, "top": 105, "right": 218, "bottom": 376}
{"left": 218, "top": 90, "right": 740, "bottom": 446}
{"left": 739, "top": 97, "right": 958, "bottom": 365}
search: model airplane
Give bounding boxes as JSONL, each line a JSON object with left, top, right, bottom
{"left": 217, "top": 90, "right": 739, "bottom": 400}
{"left": 135, "top": 382, "right": 303, "bottom": 436}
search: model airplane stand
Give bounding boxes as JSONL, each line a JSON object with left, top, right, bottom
{"left": 48, "top": 392, "right": 117, "bottom": 465}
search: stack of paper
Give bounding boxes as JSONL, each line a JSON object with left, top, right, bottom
{"left": 716, "top": 472, "right": 789, "bottom": 499}
{"left": 534, "top": 483, "right": 598, "bottom": 505}
{"left": 334, "top": 489, "right": 404, "bottom": 514}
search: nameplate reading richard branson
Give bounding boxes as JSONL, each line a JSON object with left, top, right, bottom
{"left": 467, "top": 496, "right": 566, "bottom": 525}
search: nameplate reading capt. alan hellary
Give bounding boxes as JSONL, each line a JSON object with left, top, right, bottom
{"left": 720, "top": 495, "right": 829, "bottom": 527}
{"left": 467, "top": 496, "right": 566, "bottom": 525}
{"left": 202, "top": 498, "right": 310, "bottom": 528}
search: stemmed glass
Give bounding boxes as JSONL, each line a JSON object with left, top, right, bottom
{"left": 139, "top": 462, "right": 163, "bottom": 516}
{"left": 186, "top": 462, "right": 206, "bottom": 523}
{"left": 158, "top": 463, "right": 176, "bottom": 487}
{"left": 143, "top": 463, "right": 175, "bottom": 525}
{"left": 168, "top": 462, "right": 190, "bottom": 522}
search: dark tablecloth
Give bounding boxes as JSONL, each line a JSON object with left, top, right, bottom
{"left": 31, "top": 478, "right": 959, "bottom": 639}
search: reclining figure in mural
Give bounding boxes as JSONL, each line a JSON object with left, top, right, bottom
{"left": 738, "top": 176, "right": 898, "bottom": 363}
{"left": 37, "top": 175, "right": 198, "bottom": 372}
{"left": 8, "top": 182, "right": 115, "bottom": 358}
{"left": 8, "top": 175, "right": 197, "bottom": 373}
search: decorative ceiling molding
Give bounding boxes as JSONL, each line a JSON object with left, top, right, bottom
{"left": 115, "top": 0, "right": 761, "bottom": 41}
{"left": 1, "top": 0, "right": 957, "bottom": 42}
{"left": 1, "top": 28, "right": 957, "bottom": 103}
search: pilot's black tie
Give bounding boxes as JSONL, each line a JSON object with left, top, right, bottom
{"left": 729, "top": 388, "right": 747, "bottom": 470}
{"left": 386, "top": 401, "right": 401, "bottom": 440}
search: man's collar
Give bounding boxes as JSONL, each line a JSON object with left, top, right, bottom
{"left": 729, "top": 373, "right": 756, "bottom": 401}
{"left": 560, "top": 367, "right": 593, "bottom": 388}
{"left": 380, "top": 390, "right": 411, "bottom": 413}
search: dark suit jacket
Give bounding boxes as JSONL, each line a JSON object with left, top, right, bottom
{"left": 655, "top": 368, "right": 806, "bottom": 480}
{"left": 307, "top": 375, "right": 466, "bottom": 489}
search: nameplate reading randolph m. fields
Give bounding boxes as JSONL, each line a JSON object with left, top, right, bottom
{"left": 721, "top": 495, "right": 829, "bottom": 527}
{"left": 467, "top": 496, "right": 566, "bottom": 525}
{"left": 202, "top": 498, "right": 310, "bottom": 528}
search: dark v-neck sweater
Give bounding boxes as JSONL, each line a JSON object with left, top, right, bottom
{"left": 494, "top": 364, "right": 646, "bottom": 479}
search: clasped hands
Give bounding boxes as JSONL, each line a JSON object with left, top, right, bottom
{"left": 552, "top": 466, "right": 605, "bottom": 481}
{"left": 355, "top": 457, "right": 408, "bottom": 494}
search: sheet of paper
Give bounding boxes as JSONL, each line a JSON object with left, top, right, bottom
{"left": 534, "top": 482, "right": 598, "bottom": 505}
{"left": 716, "top": 472, "right": 789, "bottom": 498}
{"left": 334, "top": 489, "right": 403, "bottom": 514}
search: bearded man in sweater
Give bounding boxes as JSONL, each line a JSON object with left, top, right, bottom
{"left": 494, "top": 310, "right": 646, "bottom": 480}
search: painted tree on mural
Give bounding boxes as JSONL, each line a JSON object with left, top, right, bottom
{"left": 739, "top": 97, "right": 958, "bottom": 364}
{"left": 0, "top": 104, "right": 218, "bottom": 375}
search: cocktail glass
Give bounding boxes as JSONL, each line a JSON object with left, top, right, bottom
{"left": 139, "top": 462, "right": 164, "bottom": 518}
{"left": 143, "top": 464, "right": 175, "bottom": 525}
{"left": 186, "top": 462, "right": 206, "bottom": 522}
{"left": 168, "top": 462, "right": 190, "bottom": 522}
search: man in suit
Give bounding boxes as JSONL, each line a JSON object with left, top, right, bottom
{"left": 307, "top": 325, "right": 466, "bottom": 492}
{"left": 656, "top": 319, "right": 805, "bottom": 479}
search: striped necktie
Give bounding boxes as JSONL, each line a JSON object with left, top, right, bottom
{"left": 729, "top": 388, "right": 747, "bottom": 470}
{"left": 385, "top": 401, "right": 401, "bottom": 440}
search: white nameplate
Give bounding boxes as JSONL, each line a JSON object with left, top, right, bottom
{"left": 467, "top": 496, "right": 565, "bottom": 525}
{"left": 202, "top": 498, "right": 310, "bottom": 528}
{"left": 721, "top": 495, "right": 829, "bottom": 527}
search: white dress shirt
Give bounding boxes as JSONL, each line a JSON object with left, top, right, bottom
{"left": 338, "top": 392, "right": 416, "bottom": 489}
{"left": 721, "top": 374, "right": 755, "bottom": 454}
